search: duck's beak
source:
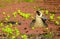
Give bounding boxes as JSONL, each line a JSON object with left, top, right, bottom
{"left": 41, "top": 16, "right": 48, "bottom": 26}
{"left": 41, "top": 16, "right": 48, "bottom": 21}
{"left": 36, "top": 10, "right": 48, "bottom": 21}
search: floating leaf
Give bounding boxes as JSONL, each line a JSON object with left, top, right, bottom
{"left": 11, "top": 36, "right": 16, "bottom": 39}
{"left": 9, "top": 23, "right": 13, "bottom": 27}
{"left": 15, "top": 28, "right": 20, "bottom": 36}
{"left": 0, "top": 22, "right": 3, "bottom": 26}
{"left": 2, "top": 27, "right": 13, "bottom": 34}
{"left": 55, "top": 21, "right": 60, "bottom": 25}
{"left": 46, "top": 10, "right": 49, "bottom": 15}
{"left": 24, "top": 0, "right": 34, "bottom": 2}
{"left": 5, "top": 18, "right": 9, "bottom": 21}
{"left": 21, "top": 34, "right": 28, "bottom": 39}
{"left": 50, "top": 14, "right": 55, "bottom": 20}
{"left": 7, "top": 15, "right": 10, "bottom": 18}
{"left": 17, "top": 9, "right": 31, "bottom": 19}
{"left": 50, "top": 16, "right": 54, "bottom": 20}
{"left": 18, "top": 9, "right": 21, "bottom": 13}
{"left": 57, "top": 16, "right": 60, "bottom": 19}
{"left": 44, "top": 32, "right": 53, "bottom": 38}
{"left": 13, "top": 12, "right": 17, "bottom": 17}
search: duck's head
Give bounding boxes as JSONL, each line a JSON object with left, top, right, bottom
{"left": 36, "top": 10, "right": 43, "bottom": 18}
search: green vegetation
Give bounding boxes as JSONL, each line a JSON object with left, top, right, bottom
{"left": 2, "top": 26, "right": 13, "bottom": 34}
{"left": 18, "top": 9, "right": 31, "bottom": 19}
{"left": 7, "top": 15, "right": 10, "bottom": 19}
{"left": 13, "top": 11, "right": 17, "bottom": 17}
{"left": 0, "top": 22, "right": 3, "bottom": 26}
{"left": 2, "top": 26, "right": 20, "bottom": 39}
{"left": 57, "top": 16, "right": 60, "bottom": 20}
{"left": 21, "top": 34, "right": 28, "bottom": 39}
{"left": 8, "top": 35, "right": 17, "bottom": 39}
{"left": 15, "top": 28, "right": 20, "bottom": 36}
{"left": 55, "top": 21, "right": 60, "bottom": 25}
{"left": 44, "top": 32, "right": 53, "bottom": 38}
{"left": 11, "top": 36, "right": 17, "bottom": 39}
{"left": 4, "top": 15, "right": 11, "bottom": 21}
{"left": 46, "top": 10, "right": 49, "bottom": 15}
{"left": 50, "top": 14, "right": 55, "bottom": 20}
{"left": 19, "top": 12, "right": 31, "bottom": 19}
{"left": 9, "top": 23, "right": 13, "bottom": 27}
{"left": 24, "top": 0, "right": 34, "bottom": 2}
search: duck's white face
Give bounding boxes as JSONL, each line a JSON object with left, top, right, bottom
{"left": 36, "top": 10, "right": 48, "bottom": 20}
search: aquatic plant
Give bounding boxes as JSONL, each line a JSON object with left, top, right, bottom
{"left": 2, "top": 26, "right": 13, "bottom": 34}
{"left": 13, "top": 12, "right": 17, "bottom": 17}
{"left": 7, "top": 15, "right": 10, "bottom": 19}
{"left": 5, "top": 15, "right": 10, "bottom": 21}
{"left": 57, "top": 16, "right": 60, "bottom": 20}
{"left": 18, "top": 10, "right": 31, "bottom": 19}
{"left": 9, "top": 23, "right": 13, "bottom": 27}
{"left": 8, "top": 36, "right": 17, "bottom": 39}
{"left": 0, "top": 22, "right": 3, "bottom": 26}
{"left": 21, "top": 34, "right": 28, "bottom": 39}
{"left": 50, "top": 14, "right": 55, "bottom": 20}
{"left": 44, "top": 32, "right": 53, "bottom": 38}
{"left": 46, "top": 10, "right": 49, "bottom": 15}
{"left": 15, "top": 28, "right": 20, "bottom": 36}
{"left": 55, "top": 21, "right": 60, "bottom": 25}
{"left": 11, "top": 36, "right": 17, "bottom": 39}
{"left": 24, "top": 0, "right": 34, "bottom": 2}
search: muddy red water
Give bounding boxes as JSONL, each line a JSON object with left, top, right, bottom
{"left": 0, "top": 0, "right": 60, "bottom": 39}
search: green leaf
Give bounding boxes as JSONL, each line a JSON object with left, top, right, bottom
{"left": 57, "top": 16, "right": 60, "bottom": 19}
{"left": 44, "top": 33, "right": 53, "bottom": 38}
{"left": 21, "top": 34, "right": 28, "bottom": 39}
{"left": 0, "top": 22, "right": 3, "bottom": 26}
{"left": 15, "top": 28, "right": 20, "bottom": 36}
{"left": 50, "top": 16, "right": 54, "bottom": 20}
{"left": 2, "top": 27, "right": 13, "bottom": 34}
{"left": 50, "top": 14, "right": 55, "bottom": 20}
{"left": 46, "top": 10, "right": 49, "bottom": 15}
{"left": 55, "top": 21, "right": 59, "bottom": 25}
{"left": 24, "top": 0, "right": 34, "bottom": 2}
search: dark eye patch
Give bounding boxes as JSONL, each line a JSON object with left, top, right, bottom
{"left": 36, "top": 11, "right": 40, "bottom": 16}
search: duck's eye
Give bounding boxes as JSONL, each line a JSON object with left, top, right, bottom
{"left": 36, "top": 11, "right": 40, "bottom": 16}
